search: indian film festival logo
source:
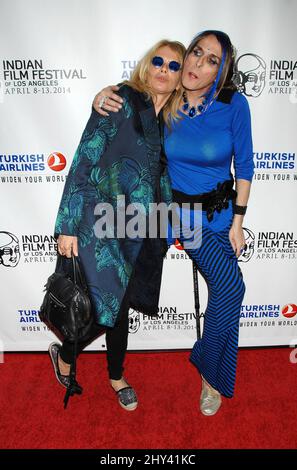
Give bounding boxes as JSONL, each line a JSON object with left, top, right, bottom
{"left": 238, "top": 228, "right": 297, "bottom": 262}
{"left": 128, "top": 309, "right": 141, "bottom": 334}
{"left": 234, "top": 52, "right": 297, "bottom": 98}
{"left": 0, "top": 231, "right": 57, "bottom": 266}
{"left": 1, "top": 58, "right": 87, "bottom": 98}
{"left": 238, "top": 227, "right": 255, "bottom": 263}
{"left": 0, "top": 231, "right": 20, "bottom": 267}
{"left": 234, "top": 53, "right": 266, "bottom": 97}
{"left": 236, "top": 55, "right": 297, "bottom": 184}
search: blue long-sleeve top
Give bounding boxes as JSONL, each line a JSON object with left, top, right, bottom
{"left": 164, "top": 90, "right": 254, "bottom": 195}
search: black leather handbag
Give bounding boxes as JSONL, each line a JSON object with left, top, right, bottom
{"left": 40, "top": 255, "right": 93, "bottom": 342}
{"left": 39, "top": 255, "right": 94, "bottom": 407}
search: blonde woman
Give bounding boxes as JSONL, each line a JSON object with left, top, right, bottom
{"left": 49, "top": 40, "right": 185, "bottom": 410}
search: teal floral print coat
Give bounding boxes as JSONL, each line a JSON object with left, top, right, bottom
{"left": 55, "top": 85, "right": 172, "bottom": 327}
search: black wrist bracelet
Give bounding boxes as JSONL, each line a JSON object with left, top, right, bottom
{"left": 234, "top": 204, "right": 247, "bottom": 215}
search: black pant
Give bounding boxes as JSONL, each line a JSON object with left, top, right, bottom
{"left": 59, "top": 287, "right": 130, "bottom": 380}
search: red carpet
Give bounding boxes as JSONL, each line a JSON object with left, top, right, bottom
{"left": 0, "top": 347, "right": 296, "bottom": 449}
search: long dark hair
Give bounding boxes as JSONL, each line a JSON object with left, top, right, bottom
{"left": 186, "top": 30, "right": 237, "bottom": 94}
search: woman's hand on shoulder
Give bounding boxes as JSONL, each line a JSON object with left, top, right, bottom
{"left": 57, "top": 235, "right": 78, "bottom": 258}
{"left": 93, "top": 85, "right": 123, "bottom": 116}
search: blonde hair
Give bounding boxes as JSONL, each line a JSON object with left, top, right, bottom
{"left": 124, "top": 39, "right": 186, "bottom": 126}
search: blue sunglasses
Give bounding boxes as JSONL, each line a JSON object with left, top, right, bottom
{"left": 151, "top": 56, "right": 181, "bottom": 72}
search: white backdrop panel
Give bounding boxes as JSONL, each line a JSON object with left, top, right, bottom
{"left": 0, "top": 0, "right": 296, "bottom": 351}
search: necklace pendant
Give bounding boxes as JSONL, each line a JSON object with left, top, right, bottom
{"left": 189, "top": 106, "right": 196, "bottom": 118}
{"left": 198, "top": 99, "right": 206, "bottom": 113}
{"left": 182, "top": 103, "right": 189, "bottom": 111}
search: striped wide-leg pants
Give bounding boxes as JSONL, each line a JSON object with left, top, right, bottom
{"left": 178, "top": 217, "right": 245, "bottom": 398}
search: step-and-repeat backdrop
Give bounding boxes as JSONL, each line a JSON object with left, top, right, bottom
{"left": 1, "top": 0, "right": 296, "bottom": 351}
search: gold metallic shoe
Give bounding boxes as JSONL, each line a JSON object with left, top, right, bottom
{"left": 200, "top": 378, "right": 222, "bottom": 416}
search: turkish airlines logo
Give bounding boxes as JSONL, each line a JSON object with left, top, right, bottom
{"left": 174, "top": 239, "right": 184, "bottom": 251}
{"left": 282, "top": 304, "right": 297, "bottom": 318}
{"left": 47, "top": 152, "right": 66, "bottom": 172}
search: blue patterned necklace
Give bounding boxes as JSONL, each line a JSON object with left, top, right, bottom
{"left": 182, "top": 91, "right": 206, "bottom": 118}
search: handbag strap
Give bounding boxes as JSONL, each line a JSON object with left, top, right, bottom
{"left": 71, "top": 255, "right": 86, "bottom": 288}
{"left": 55, "top": 253, "right": 86, "bottom": 288}
{"left": 63, "top": 325, "right": 79, "bottom": 409}
{"left": 62, "top": 261, "right": 87, "bottom": 408}
{"left": 72, "top": 255, "right": 78, "bottom": 285}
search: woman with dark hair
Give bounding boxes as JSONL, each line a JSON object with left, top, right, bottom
{"left": 94, "top": 30, "right": 254, "bottom": 416}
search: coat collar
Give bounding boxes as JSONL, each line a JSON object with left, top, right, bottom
{"left": 126, "top": 87, "right": 161, "bottom": 158}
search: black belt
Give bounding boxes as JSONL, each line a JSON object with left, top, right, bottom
{"left": 172, "top": 179, "right": 237, "bottom": 222}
